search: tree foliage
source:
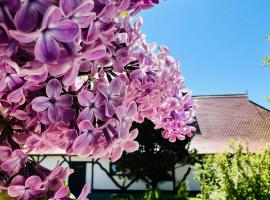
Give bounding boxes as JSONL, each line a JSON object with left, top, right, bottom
{"left": 115, "top": 119, "right": 197, "bottom": 189}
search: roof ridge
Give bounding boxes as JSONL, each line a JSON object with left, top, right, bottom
{"left": 192, "top": 93, "right": 247, "bottom": 98}
{"left": 249, "top": 100, "right": 270, "bottom": 112}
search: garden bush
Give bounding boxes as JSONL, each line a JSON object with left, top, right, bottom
{"left": 195, "top": 142, "right": 270, "bottom": 200}
{"left": 176, "top": 182, "right": 188, "bottom": 200}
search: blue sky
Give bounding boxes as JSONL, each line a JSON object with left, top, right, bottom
{"left": 140, "top": 0, "right": 270, "bottom": 109}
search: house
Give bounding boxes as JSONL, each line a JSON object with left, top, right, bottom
{"left": 29, "top": 94, "right": 270, "bottom": 198}
{"left": 190, "top": 94, "right": 270, "bottom": 153}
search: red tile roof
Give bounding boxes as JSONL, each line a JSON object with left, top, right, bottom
{"left": 190, "top": 94, "right": 270, "bottom": 153}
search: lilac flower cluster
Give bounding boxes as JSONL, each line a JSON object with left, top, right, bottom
{"left": 0, "top": 146, "right": 89, "bottom": 200}
{"left": 0, "top": 0, "right": 196, "bottom": 199}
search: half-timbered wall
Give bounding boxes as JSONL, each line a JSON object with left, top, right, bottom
{"left": 29, "top": 155, "right": 200, "bottom": 192}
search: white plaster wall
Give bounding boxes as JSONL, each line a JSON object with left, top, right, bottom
{"left": 93, "top": 158, "right": 119, "bottom": 190}
{"left": 92, "top": 159, "right": 174, "bottom": 191}
{"left": 158, "top": 181, "right": 173, "bottom": 191}
{"left": 86, "top": 163, "right": 92, "bottom": 186}
{"left": 31, "top": 156, "right": 64, "bottom": 170}
{"left": 92, "top": 158, "right": 147, "bottom": 190}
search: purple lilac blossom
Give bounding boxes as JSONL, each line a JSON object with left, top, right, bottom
{"left": 0, "top": 1, "right": 196, "bottom": 199}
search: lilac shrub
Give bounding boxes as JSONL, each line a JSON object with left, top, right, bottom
{"left": 0, "top": 0, "right": 196, "bottom": 199}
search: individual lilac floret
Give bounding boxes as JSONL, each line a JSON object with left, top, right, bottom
{"left": 10, "top": 6, "right": 80, "bottom": 63}
{"left": 0, "top": 0, "right": 20, "bottom": 28}
{"left": 48, "top": 186, "right": 69, "bottom": 200}
{"left": 0, "top": 59, "right": 23, "bottom": 92}
{"left": 8, "top": 175, "right": 46, "bottom": 200}
{"left": 77, "top": 90, "right": 106, "bottom": 123}
{"left": 98, "top": 78, "right": 125, "bottom": 117}
{"left": 60, "top": 0, "right": 95, "bottom": 28}
{"left": 31, "top": 78, "right": 73, "bottom": 123}
{"left": 77, "top": 184, "right": 90, "bottom": 200}
{"left": 72, "top": 120, "right": 102, "bottom": 158}
{"left": 116, "top": 102, "right": 137, "bottom": 139}
{"left": 1, "top": 149, "right": 27, "bottom": 175}
{"left": 107, "top": 129, "right": 139, "bottom": 162}
{"left": 0, "top": 146, "right": 12, "bottom": 163}
{"left": 14, "top": 0, "right": 54, "bottom": 32}
{"left": 45, "top": 163, "right": 74, "bottom": 191}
